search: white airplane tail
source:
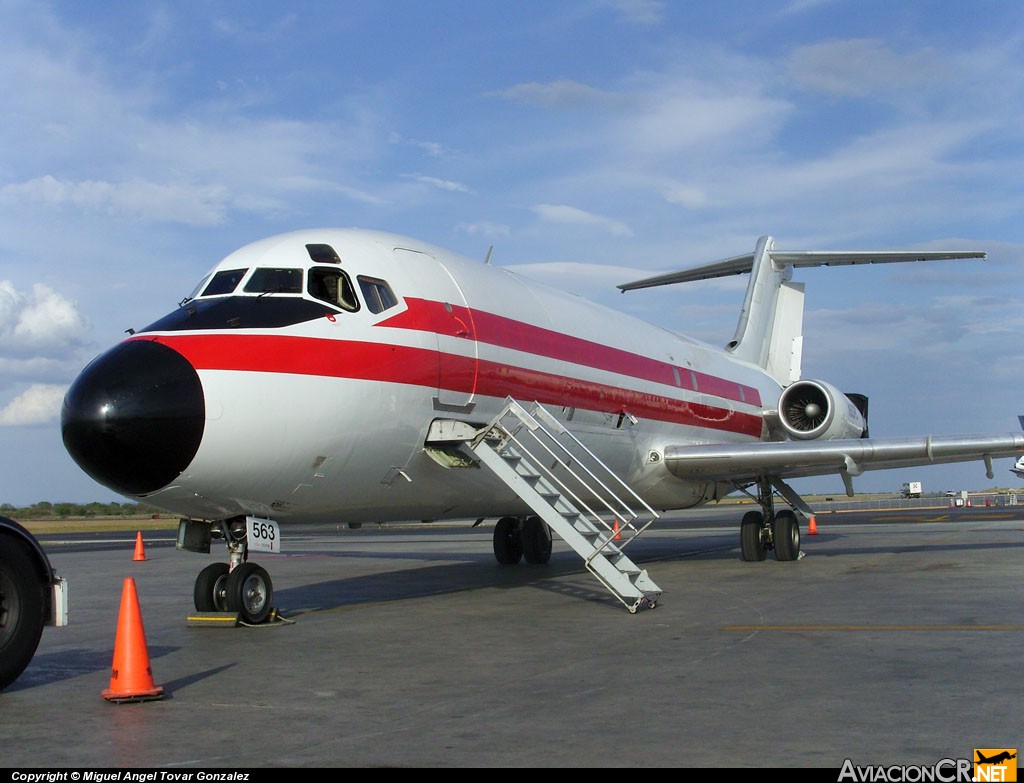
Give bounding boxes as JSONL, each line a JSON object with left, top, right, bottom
{"left": 1013, "top": 417, "right": 1024, "bottom": 479}
{"left": 619, "top": 236, "right": 987, "bottom": 387}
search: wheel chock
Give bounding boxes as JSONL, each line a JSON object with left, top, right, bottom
{"left": 185, "top": 608, "right": 289, "bottom": 627}
{"left": 186, "top": 611, "right": 240, "bottom": 628}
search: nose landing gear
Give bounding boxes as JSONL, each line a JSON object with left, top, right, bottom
{"left": 180, "top": 516, "right": 277, "bottom": 625}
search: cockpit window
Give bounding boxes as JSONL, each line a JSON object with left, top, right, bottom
{"left": 202, "top": 268, "right": 247, "bottom": 297}
{"left": 183, "top": 273, "right": 211, "bottom": 304}
{"left": 306, "top": 243, "right": 342, "bottom": 264}
{"left": 358, "top": 276, "right": 399, "bottom": 314}
{"left": 308, "top": 267, "right": 359, "bottom": 312}
{"left": 244, "top": 267, "right": 303, "bottom": 295}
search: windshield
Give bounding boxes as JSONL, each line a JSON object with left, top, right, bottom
{"left": 244, "top": 267, "right": 303, "bottom": 295}
{"left": 201, "top": 268, "right": 248, "bottom": 297}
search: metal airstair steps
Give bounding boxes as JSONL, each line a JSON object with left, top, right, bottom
{"left": 460, "top": 398, "right": 661, "bottom": 613}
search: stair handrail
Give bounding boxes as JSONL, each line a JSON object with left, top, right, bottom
{"left": 486, "top": 398, "right": 659, "bottom": 547}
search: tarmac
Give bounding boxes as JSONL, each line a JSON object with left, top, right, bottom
{"left": 3, "top": 504, "right": 1022, "bottom": 769}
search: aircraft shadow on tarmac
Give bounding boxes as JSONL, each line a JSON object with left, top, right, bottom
{"left": 794, "top": 538, "right": 1024, "bottom": 558}
{"left": 274, "top": 526, "right": 1024, "bottom": 617}
{"left": 271, "top": 553, "right": 625, "bottom": 617}
{"left": 270, "top": 528, "right": 808, "bottom": 616}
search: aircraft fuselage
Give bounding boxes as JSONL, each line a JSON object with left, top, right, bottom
{"left": 62, "top": 228, "right": 779, "bottom": 526}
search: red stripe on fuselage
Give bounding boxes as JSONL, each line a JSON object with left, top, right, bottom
{"left": 133, "top": 332, "right": 763, "bottom": 437}
{"left": 378, "top": 298, "right": 762, "bottom": 407}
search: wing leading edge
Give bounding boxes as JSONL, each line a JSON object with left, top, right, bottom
{"left": 663, "top": 433, "right": 1024, "bottom": 488}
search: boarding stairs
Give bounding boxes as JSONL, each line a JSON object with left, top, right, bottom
{"left": 464, "top": 398, "right": 661, "bottom": 613}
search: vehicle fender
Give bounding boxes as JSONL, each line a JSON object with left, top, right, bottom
{"left": 0, "top": 515, "right": 59, "bottom": 595}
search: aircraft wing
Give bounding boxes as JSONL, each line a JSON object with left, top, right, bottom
{"left": 663, "top": 433, "right": 1024, "bottom": 485}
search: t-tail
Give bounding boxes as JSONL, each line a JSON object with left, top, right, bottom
{"left": 619, "top": 236, "right": 987, "bottom": 388}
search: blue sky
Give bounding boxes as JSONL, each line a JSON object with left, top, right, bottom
{"left": 1, "top": 0, "right": 1022, "bottom": 506}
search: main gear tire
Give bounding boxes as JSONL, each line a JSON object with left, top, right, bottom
{"left": 740, "top": 510, "right": 767, "bottom": 562}
{"left": 521, "top": 516, "right": 553, "bottom": 565}
{"left": 493, "top": 517, "right": 523, "bottom": 565}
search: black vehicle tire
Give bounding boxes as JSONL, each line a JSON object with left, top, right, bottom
{"left": 521, "top": 516, "right": 553, "bottom": 565}
{"left": 225, "top": 562, "right": 273, "bottom": 624}
{"left": 194, "top": 562, "right": 230, "bottom": 612}
{"left": 740, "top": 510, "right": 767, "bottom": 562}
{"left": 493, "top": 517, "right": 523, "bottom": 565}
{"left": 0, "top": 537, "right": 46, "bottom": 691}
{"left": 773, "top": 510, "right": 801, "bottom": 562}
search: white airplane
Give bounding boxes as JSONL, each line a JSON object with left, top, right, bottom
{"left": 1013, "top": 459, "right": 1024, "bottom": 479}
{"left": 1012, "top": 417, "right": 1024, "bottom": 479}
{"left": 61, "top": 230, "right": 1024, "bottom": 620}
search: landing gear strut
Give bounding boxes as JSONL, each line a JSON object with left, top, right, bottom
{"left": 738, "top": 477, "right": 803, "bottom": 562}
{"left": 182, "top": 516, "right": 275, "bottom": 624}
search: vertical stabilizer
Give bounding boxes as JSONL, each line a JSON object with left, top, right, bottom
{"left": 725, "top": 236, "right": 803, "bottom": 382}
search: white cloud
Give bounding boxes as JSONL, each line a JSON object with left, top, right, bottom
{"left": 456, "top": 221, "right": 511, "bottom": 239}
{"left": 0, "top": 175, "right": 231, "bottom": 226}
{"left": 787, "top": 38, "right": 944, "bottom": 98}
{"left": 0, "top": 384, "right": 66, "bottom": 426}
{"left": 506, "top": 261, "right": 653, "bottom": 289}
{"left": 531, "top": 204, "right": 633, "bottom": 237}
{"left": 662, "top": 182, "right": 710, "bottom": 209}
{"left": 781, "top": 0, "right": 840, "bottom": 12}
{"left": 389, "top": 133, "right": 450, "bottom": 158}
{"left": 405, "top": 175, "right": 473, "bottom": 193}
{"left": 607, "top": 0, "right": 667, "bottom": 25}
{"left": 0, "top": 281, "right": 90, "bottom": 355}
{"left": 0, "top": 9, "right": 393, "bottom": 227}
{"left": 491, "top": 79, "right": 621, "bottom": 108}
{"left": 618, "top": 88, "right": 790, "bottom": 154}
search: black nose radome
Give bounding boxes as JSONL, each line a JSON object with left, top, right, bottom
{"left": 62, "top": 340, "right": 205, "bottom": 496}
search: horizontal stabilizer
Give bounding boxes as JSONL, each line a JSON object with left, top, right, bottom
{"left": 618, "top": 246, "right": 987, "bottom": 291}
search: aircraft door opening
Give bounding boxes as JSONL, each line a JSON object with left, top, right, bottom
{"left": 393, "top": 248, "right": 479, "bottom": 410}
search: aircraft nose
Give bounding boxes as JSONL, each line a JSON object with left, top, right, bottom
{"left": 61, "top": 339, "right": 205, "bottom": 496}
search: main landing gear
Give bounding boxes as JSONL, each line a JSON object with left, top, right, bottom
{"left": 493, "top": 515, "right": 553, "bottom": 565}
{"left": 738, "top": 478, "right": 803, "bottom": 562}
{"left": 181, "top": 517, "right": 274, "bottom": 625}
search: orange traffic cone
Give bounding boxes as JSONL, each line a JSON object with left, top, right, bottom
{"left": 102, "top": 577, "right": 164, "bottom": 703}
{"left": 613, "top": 519, "right": 622, "bottom": 541}
{"left": 807, "top": 515, "right": 818, "bottom": 536}
{"left": 133, "top": 531, "right": 147, "bottom": 562}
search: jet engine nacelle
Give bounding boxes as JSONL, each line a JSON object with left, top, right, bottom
{"left": 778, "top": 379, "right": 867, "bottom": 441}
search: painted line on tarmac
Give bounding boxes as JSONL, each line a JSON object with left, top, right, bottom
{"left": 724, "top": 624, "right": 1024, "bottom": 631}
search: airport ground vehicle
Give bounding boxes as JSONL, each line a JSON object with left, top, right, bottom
{"left": 0, "top": 516, "right": 67, "bottom": 690}
{"left": 901, "top": 481, "right": 923, "bottom": 498}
